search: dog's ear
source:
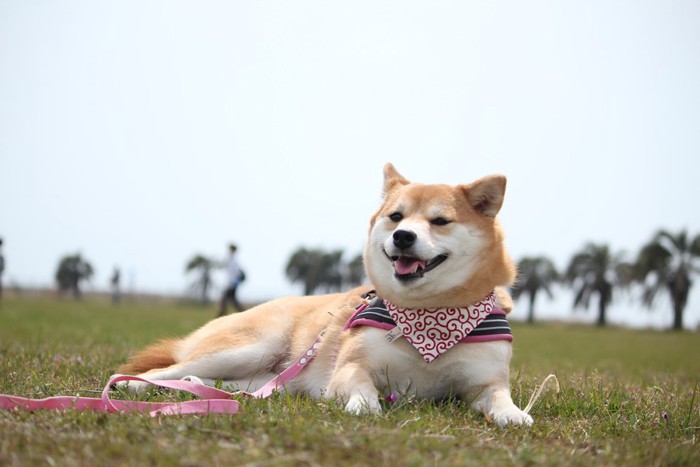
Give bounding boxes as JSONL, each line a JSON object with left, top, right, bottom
{"left": 461, "top": 175, "right": 506, "bottom": 218}
{"left": 382, "top": 163, "right": 410, "bottom": 197}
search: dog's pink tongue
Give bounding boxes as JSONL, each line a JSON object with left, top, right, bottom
{"left": 393, "top": 257, "right": 425, "bottom": 275}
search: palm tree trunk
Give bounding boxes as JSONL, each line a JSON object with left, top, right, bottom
{"left": 672, "top": 303, "right": 683, "bottom": 330}
{"left": 669, "top": 275, "right": 689, "bottom": 331}
{"left": 671, "top": 288, "right": 686, "bottom": 330}
{"left": 201, "top": 276, "right": 210, "bottom": 304}
{"left": 597, "top": 294, "right": 607, "bottom": 327}
{"left": 527, "top": 292, "right": 537, "bottom": 324}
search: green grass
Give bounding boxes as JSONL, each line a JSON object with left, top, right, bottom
{"left": 1, "top": 296, "right": 698, "bottom": 466}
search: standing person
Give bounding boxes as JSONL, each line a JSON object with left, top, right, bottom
{"left": 219, "top": 243, "right": 245, "bottom": 316}
{"left": 0, "top": 238, "right": 4, "bottom": 301}
{"left": 110, "top": 266, "right": 121, "bottom": 304}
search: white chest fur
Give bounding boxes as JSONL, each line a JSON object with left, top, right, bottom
{"left": 360, "top": 327, "right": 514, "bottom": 400}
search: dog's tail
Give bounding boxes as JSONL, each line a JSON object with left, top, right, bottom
{"left": 117, "top": 339, "right": 178, "bottom": 374}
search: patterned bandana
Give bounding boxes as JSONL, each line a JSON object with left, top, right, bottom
{"left": 385, "top": 291, "right": 496, "bottom": 363}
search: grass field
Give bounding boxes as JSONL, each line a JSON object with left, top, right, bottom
{"left": 1, "top": 296, "right": 698, "bottom": 466}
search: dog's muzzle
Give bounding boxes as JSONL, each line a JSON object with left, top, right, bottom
{"left": 386, "top": 251, "right": 448, "bottom": 281}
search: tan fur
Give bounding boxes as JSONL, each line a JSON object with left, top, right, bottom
{"left": 118, "top": 339, "right": 177, "bottom": 374}
{"left": 364, "top": 165, "right": 516, "bottom": 308}
{"left": 116, "top": 163, "right": 532, "bottom": 427}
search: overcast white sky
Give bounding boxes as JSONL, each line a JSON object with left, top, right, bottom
{"left": 1, "top": 1, "right": 699, "bottom": 329}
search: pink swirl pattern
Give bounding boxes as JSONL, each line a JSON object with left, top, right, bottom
{"left": 385, "top": 291, "right": 496, "bottom": 363}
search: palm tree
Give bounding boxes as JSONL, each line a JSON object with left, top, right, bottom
{"left": 286, "top": 248, "right": 319, "bottom": 295}
{"left": 512, "top": 256, "right": 559, "bottom": 323}
{"left": 565, "top": 243, "right": 632, "bottom": 327}
{"left": 55, "top": 253, "right": 94, "bottom": 299}
{"left": 185, "top": 254, "right": 215, "bottom": 304}
{"left": 286, "top": 247, "right": 344, "bottom": 295}
{"left": 634, "top": 229, "right": 700, "bottom": 330}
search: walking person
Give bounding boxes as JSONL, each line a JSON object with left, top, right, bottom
{"left": 218, "top": 243, "right": 245, "bottom": 317}
{"left": 110, "top": 266, "right": 121, "bottom": 304}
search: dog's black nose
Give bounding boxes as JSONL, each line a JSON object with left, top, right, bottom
{"left": 393, "top": 229, "right": 417, "bottom": 250}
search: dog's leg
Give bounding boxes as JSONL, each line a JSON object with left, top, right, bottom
{"left": 475, "top": 386, "right": 533, "bottom": 427}
{"left": 112, "top": 362, "right": 199, "bottom": 393}
{"left": 114, "top": 344, "right": 282, "bottom": 393}
{"left": 325, "top": 331, "right": 384, "bottom": 414}
{"left": 459, "top": 342, "right": 533, "bottom": 427}
{"left": 327, "top": 362, "right": 382, "bottom": 414}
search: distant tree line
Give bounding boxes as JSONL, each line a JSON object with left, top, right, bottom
{"left": 285, "top": 247, "right": 365, "bottom": 295}
{"left": 55, "top": 253, "right": 93, "bottom": 299}
{"left": 180, "top": 247, "right": 366, "bottom": 305}
{"left": 185, "top": 255, "right": 215, "bottom": 304}
{"left": 513, "top": 229, "right": 700, "bottom": 330}
{"left": 52, "top": 228, "right": 698, "bottom": 330}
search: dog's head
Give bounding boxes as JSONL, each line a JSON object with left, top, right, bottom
{"left": 363, "top": 163, "right": 516, "bottom": 308}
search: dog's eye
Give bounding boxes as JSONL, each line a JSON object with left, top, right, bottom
{"left": 431, "top": 217, "right": 451, "bottom": 226}
{"left": 388, "top": 212, "right": 403, "bottom": 222}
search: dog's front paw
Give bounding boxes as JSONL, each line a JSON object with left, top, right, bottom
{"left": 489, "top": 406, "right": 533, "bottom": 427}
{"left": 345, "top": 394, "right": 382, "bottom": 415}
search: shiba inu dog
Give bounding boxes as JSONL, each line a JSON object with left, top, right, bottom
{"left": 117, "top": 163, "right": 533, "bottom": 427}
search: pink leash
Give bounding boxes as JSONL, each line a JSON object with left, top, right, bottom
{"left": 0, "top": 375, "right": 242, "bottom": 417}
{"left": 0, "top": 331, "right": 325, "bottom": 417}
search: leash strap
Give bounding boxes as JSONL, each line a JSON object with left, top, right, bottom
{"left": 0, "top": 330, "right": 327, "bottom": 417}
{"left": 245, "top": 329, "right": 325, "bottom": 398}
{"left": 0, "top": 375, "right": 242, "bottom": 417}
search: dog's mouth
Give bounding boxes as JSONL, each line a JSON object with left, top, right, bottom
{"left": 386, "top": 252, "right": 448, "bottom": 281}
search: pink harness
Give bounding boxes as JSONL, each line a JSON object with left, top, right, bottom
{"left": 344, "top": 290, "right": 513, "bottom": 363}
